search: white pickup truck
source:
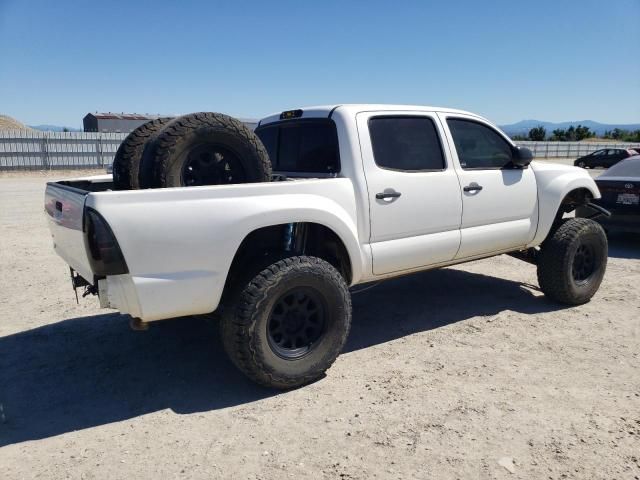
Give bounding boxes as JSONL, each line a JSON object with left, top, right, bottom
{"left": 45, "top": 104, "right": 608, "bottom": 389}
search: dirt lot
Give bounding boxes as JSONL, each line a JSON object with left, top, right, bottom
{"left": 1, "top": 169, "right": 638, "bottom": 480}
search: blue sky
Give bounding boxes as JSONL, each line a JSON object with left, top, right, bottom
{"left": 0, "top": 0, "right": 638, "bottom": 128}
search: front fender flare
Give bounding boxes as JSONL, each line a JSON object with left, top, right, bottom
{"left": 529, "top": 172, "right": 600, "bottom": 247}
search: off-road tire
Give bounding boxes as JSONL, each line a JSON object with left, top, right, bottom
{"left": 112, "top": 117, "right": 173, "bottom": 190}
{"left": 537, "top": 218, "right": 607, "bottom": 305}
{"left": 147, "top": 112, "right": 271, "bottom": 188}
{"left": 220, "top": 256, "right": 352, "bottom": 389}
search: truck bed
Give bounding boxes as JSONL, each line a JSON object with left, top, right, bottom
{"left": 44, "top": 175, "right": 361, "bottom": 321}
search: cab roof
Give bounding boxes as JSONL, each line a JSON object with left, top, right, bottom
{"left": 258, "top": 104, "right": 483, "bottom": 126}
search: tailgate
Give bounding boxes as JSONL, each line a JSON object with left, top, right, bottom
{"left": 44, "top": 182, "right": 94, "bottom": 281}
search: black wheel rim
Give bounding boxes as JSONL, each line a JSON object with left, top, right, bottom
{"left": 572, "top": 242, "right": 596, "bottom": 283}
{"left": 267, "top": 287, "right": 327, "bottom": 360}
{"left": 181, "top": 143, "right": 246, "bottom": 186}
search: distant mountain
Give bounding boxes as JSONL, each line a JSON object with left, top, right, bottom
{"left": 500, "top": 120, "right": 640, "bottom": 137}
{"left": 29, "top": 124, "right": 82, "bottom": 132}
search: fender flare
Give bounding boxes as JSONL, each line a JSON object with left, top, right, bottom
{"left": 529, "top": 174, "right": 600, "bottom": 246}
{"left": 228, "top": 208, "right": 364, "bottom": 282}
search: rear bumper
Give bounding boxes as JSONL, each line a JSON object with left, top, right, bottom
{"left": 98, "top": 275, "right": 143, "bottom": 318}
{"left": 98, "top": 270, "right": 223, "bottom": 322}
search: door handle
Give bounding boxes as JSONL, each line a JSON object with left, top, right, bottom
{"left": 463, "top": 184, "right": 483, "bottom": 192}
{"left": 376, "top": 191, "right": 402, "bottom": 200}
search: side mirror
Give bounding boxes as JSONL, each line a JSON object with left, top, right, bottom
{"left": 511, "top": 146, "right": 533, "bottom": 167}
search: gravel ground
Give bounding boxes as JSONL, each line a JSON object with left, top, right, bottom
{"left": 0, "top": 169, "right": 638, "bottom": 480}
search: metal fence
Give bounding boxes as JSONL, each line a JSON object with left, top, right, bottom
{"left": 515, "top": 141, "right": 640, "bottom": 158}
{"left": 0, "top": 130, "right": 127, "bottom": 170}
{"left": 1, "top": 130, "right": 640, "bottom": 170}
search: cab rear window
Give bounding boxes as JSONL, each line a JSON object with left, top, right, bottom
{"left": 255, "top": 120, "right": 340, "bottom": 174}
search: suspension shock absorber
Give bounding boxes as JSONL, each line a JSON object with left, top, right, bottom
{"left": 284, "top": 223, "right": 295, "bottom": 252}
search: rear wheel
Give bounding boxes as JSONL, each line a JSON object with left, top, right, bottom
{"left": 537, "top": 218, "right": 607, "bottom": 305}
{"left": 220, "top": 256, "right": 352, "bottom": 389}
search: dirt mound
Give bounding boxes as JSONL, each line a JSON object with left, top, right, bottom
{"left": 0, "top": 114, "right": 34, "bottom": 131}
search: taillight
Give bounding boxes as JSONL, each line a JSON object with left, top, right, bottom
{"left": 83, "top": 208, "right": 128, "bottom": 275}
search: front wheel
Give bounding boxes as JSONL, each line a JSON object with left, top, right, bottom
{"left": 537, "top": 218, "right": 607, "bottom": 305}
{"left": 220, "top": 256, "right": 352, "bottom": 389}
{"left": 577, "top": 161, "right": 586, "bottom": 168}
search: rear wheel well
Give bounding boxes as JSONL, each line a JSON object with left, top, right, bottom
{"left": 223, "top": 223, "right": 352, "bottom": 296}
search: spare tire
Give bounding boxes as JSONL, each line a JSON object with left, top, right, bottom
{"left": 146, "top": 112, "right": 271, "bottom": 188}
{"left": 112, "top": 117, "right": 173, "bottom": 190}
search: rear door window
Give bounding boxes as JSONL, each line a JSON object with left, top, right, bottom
{"left": 255, "top": 120, "right": 340, "bottom": 174}
{"left": 368, "top": 116, "right": 445, "bottom": 171}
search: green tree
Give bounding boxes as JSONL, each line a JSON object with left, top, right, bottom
{"left": 528, "top": 126, "right": 546, "bottom": 141}
{"left": 550, "top": 125, "right": 599, "bottom": 141}
{"left": 622, "top": 129, "right": 640, "bottom": 142}
{"left": 611, "top": 128, "right": 626, "bottom": 140}
{"left": 550, "top": 128, "right": 567, "bottom": 141}
{"left": 574, "top": 125, "right": 594, "bottom": 141}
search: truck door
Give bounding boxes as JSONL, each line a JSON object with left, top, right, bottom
{"left": 356, "top": 112, "right": 463, "bottom": 275}
{"left": 439, "top": 114, "right": 538, "bottom": 259}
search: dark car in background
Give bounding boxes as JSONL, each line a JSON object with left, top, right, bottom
{"left": 574, "top": 148, "right": 639, "bottom": 169}
{"left": 577, "top": 155, "right": 640, "bottom": 233}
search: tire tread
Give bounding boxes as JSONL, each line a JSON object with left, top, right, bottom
{"left": 112, "top": 117, "right": 172, "bottom": 190}
{"left": 537, "top": 217, "right": 607, "bottom": 305}
{"left": 221, "top": 256, "right": 351, "bottom": 389}
{"left": 150, "top": 112, "right": 271, "bottom": 188}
